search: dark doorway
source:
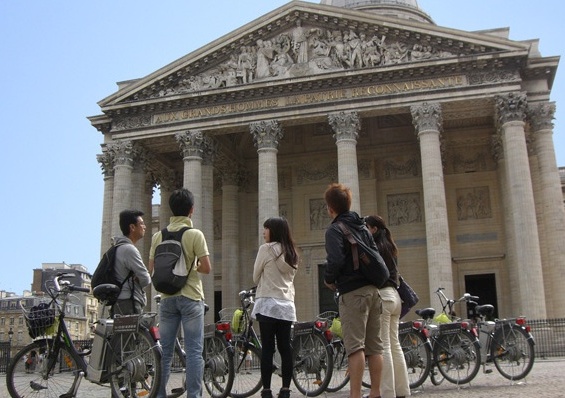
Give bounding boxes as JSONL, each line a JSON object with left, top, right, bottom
{"left": 464, "top": 273, "right": 498, "bottom": 320}
{"left": 214, "top": 291, "right": 222, "bottom": 323}
{"left": 318, "top": 263, "right": 338, "bottom": 314}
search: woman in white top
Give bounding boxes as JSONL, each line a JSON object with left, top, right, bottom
{"left": 252, "top": 217, "right": 299, "bottom": 398}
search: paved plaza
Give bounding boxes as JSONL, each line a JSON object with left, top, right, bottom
{"left": 1, "top": 358, "right": 563, "bottom": 397}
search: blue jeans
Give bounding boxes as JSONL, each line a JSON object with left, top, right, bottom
{"left": 157, "top": 296, "right": 204, "bottom": 398}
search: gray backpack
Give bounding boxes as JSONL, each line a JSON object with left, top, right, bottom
{"left": 152, "top": 227, "right": 192, "bottom": 294}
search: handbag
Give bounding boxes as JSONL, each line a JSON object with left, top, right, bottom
{"left": 397, "top": 276, "right": 419, "bottom": 319}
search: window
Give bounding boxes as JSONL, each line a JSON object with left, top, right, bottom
{"left": 0, "top": 317, "right": 4, "bottom": 326}
{"left": 18, "top": 317, "right": 23, "bottom": 325}
{"left": 9, "top": 318, "right": 14, "bottom": 326}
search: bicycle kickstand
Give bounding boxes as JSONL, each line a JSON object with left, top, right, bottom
{"left": 59, "top": 371, "right": 85, "bottom": 398}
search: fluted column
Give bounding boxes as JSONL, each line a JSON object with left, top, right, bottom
{"left": 97, "top": 151, "right": 115, "bottom": 255}
{"left": 495, "top": 93, "right": 546, "bottom": 319}
{"left": 107, "top": 140, "right": 135, "bottom": 238}
{"left": 529, "top": 102, "right": 565, "bottom": 317}
{"left": 201, "top": 136, "right": 216, "bottom": 323}
{"left": 221, "top": 169, "right": 241, "bottom": 309}
{"left": 159, "top": 170, "right": 178, "bottom": 230}
{"left": 131, "top": 147, "right": 152, "bottom": 260}
{"left": 411, "top": 102, "right": 453, "bottom": 302}
{"left": 176, "top": 130, "right": 204, "bottom": 228}
{"left": 328, "top": 111, "right": 361, "bottom": 213}
{"left": 251, "top": 120, "right": 283, "bottom": 243}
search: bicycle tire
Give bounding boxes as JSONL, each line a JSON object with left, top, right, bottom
{"left": 108, "top": 328, "right": 162, "bottom": 398}
{"left": 165, "top": 340, "right": 186, "bottom": 398}
{"left": 429, "top": 365, "right": 445, "bottom": 385}
{"left": 399, "top": 329, "right": 431, "bottom": 389}
{"left": 204, "top": 333, "right": 235, "bottom": 398}
{"left": 491, "top": 323, "right": 535, "bottom": 380}
{"left": 230, "top": 341, "right": 262, "bottom": 398}
{"left": 325, "top": 339, "right": 350, "bottom": 392}
{"left": 7, "top": 339, "right": 82, "bottom": 398}
{"left": 292, "top": 332, "right": 333, "bottom": 396}
{"left": 433, "top": 328, "right": 481, "bottom": 385}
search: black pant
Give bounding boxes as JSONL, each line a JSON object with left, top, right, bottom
{"left": 111, "top": 299, "right": 142, "bottom": 318}
{"left": 257, "top": 314, "right": 293, "bottom": 390}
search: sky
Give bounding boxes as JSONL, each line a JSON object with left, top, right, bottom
{"left": 1, "top": 1, "right": 563, "bottom": 295}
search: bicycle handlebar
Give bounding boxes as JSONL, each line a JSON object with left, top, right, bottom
{"left": 53, "top": 273, "right": 90, "bottom": 294}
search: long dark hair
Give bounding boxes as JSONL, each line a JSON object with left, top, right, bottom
{"left": 263, "top": 217, "right": 299, "bottom": 267}
{"left": 364, "top": 215, "right": 398, "bottom": 265}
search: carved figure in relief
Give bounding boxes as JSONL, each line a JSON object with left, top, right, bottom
{"left": 348, "top": 30, "right": 363, "bottom": 68}
{"left": 256, "top": 39, "right": 275, "bottom": 79}
{"left": 238, "top": 46, "right": 254, "bottom": 84}
{"left": 291, "top": 19, "right": 310, "bottom": 63}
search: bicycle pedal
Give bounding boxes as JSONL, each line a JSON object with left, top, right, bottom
{"left": 313, "top": 379, "right": 323, "bottom": 385}
{"left": 485, "top": 369, "right": 493, "bottom": 374}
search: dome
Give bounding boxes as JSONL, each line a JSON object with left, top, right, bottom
{"left": 320, "top": 0, "right": 434, "bottom": 24}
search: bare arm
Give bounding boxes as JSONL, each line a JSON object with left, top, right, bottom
{"left": 197, "top": 255, "right": 211, "bottom": 274}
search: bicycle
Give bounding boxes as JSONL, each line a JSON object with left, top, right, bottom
{"left": 153, "top": 295, "right": 235, "bottom": 398}
{"left": 316, "top": 310, "right": 349, "bottom": 393}
{"left": 462, "top": 294, "right": 535, "bottom": 381}
{"left": 402, "top": 288, "right": 482, "bottom": 386}
{"left": 226, "top": 288, "right": 333, "bottom": 398}
{"left": 6, "top": 273, "right": 162, "bottom": 398}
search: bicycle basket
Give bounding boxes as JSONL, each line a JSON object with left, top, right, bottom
{"left": 24, "top": 302, "right": 57, "bottom": 339}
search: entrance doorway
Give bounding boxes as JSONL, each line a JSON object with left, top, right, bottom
{"left": 318, "top": 263, "right": 338, "bottom": 314}
{"left": 464, "top": 273, "right": 498, "bottom": 319}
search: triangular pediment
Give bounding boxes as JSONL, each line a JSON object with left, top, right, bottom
{"left": 99, "top": 1, "right": 534, "bottom": 111}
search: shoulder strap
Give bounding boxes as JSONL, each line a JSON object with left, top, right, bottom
{"left": 336, "top": 222, "right": 360, "bottom": 271}
{"left": 111, "top": 243, "right": 134, "bottom": 290}
{"left": 161, "top": 226, "right": 191, "bottom": 241}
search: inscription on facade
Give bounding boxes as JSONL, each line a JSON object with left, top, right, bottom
{"left": 152, "top": 76, "right": 466, "bottom": 125}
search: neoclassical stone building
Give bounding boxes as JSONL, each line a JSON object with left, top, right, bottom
{"left": 90, "top": 0, "right": 565, "bottom": 322}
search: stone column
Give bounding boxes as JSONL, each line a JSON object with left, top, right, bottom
{"left": 410, "top": 102, "right": 453, "bottom": 302}
{"left": 328, "top": 111, "right": 361, "bottom": 213}
{"left": 176, "top": 130, "right": 204, "bottom": 228}
{"left": 107, "top": 140, "right": 135, "bottom": 238}
{"left": 495, "top": 93, "right": 546, "bottom": 319}
{"left": 201, "top": 136, "right": 216, "bottom": 323}
{"left": 97, "top": 150, "right": 115, "bottom": 255}
{"left": 250, "top": 120, "right": 283, "bottom": 243}
{"left": 130, "top": 147, "right": 152, "bottom": 260}
{"left": 529, "top": 102, "right": 565, "bottom": 317}
{"left": 158, "top": 170, "right": 178, "bottom": 230}
{"left": 221, "top": 169, "right": 241, "bottom": 309}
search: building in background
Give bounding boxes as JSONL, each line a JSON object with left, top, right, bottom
{"left": 90, "top": 0, "right": 565, "bottom": 322}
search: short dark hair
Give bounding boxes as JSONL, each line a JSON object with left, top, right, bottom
{"left": 169, "top": 188, "right": 194, "bottom": 216}
{"left": 324, "top": 183, "right": 351, "bottom": 215}
{"left": 119, "top": 209, "right": 144, "bottom": 236}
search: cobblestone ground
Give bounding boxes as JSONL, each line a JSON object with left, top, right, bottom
{"left": 1, "top": 358, "right": 563, "bottom": 397}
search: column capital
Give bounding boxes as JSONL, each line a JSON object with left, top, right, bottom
{"left": 97, "top": 150, "right": 114, "bottom": 177}
{"left": 250, "top": 120, "right": 283, "bottom": 149}
{"left": 411, "top": 102, "right": 442, "bottom": 134}
{"left": 106, "top": 140, "right": 135, "bottom": 167}
{"left": 201, "top": 135, "right": 218, "bottom": 166}
{"left": 528, "top": 102, "right": 556, "bottom": 132}
{"left": 328, "top": 111, "right": 360, "bottom": 141}
{"left": 495, "top": 92, "right": 527, "bottom": 127}
{"left": 176, "top": 130, "right": 206, "bottom": 158}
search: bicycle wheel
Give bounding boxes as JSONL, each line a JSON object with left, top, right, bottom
{"left": 433, "top": 328, "right": 481, "bottom": 385}
{"left": 204, "top": 333, "right": 234, "bottom": 398}
{"left": 292, "top": 332, "right": 333, "bottom": 396}
{"left": 491, "top": 324, "right": 535, "bottom": 380}
{"left": 7, "top": 339, "right": 82, "bottom": 398}
{"left": 108, "top": 329, "right": 162, "bottom": 398}
{"left": 230, "top": 341, "right": 262, "bottom": 398}
{"left": 166, "top": 340, "right": 186, "bottom": 398}
{"left": 325, "top": 339, "right": 349, "bottom": 392}
{"left": 399, "top": 330, "right": 431, "bottom": 389}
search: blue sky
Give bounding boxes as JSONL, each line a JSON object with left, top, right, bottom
{"left": 1, "top": 1, "right": 563, "bottom": 295}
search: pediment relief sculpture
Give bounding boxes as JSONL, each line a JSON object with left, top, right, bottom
{"left": 130, "top": 13, "right": 513, "bottom": 103}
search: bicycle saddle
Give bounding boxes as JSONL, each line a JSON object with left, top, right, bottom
{"left": 415, "top": 308, "right": 436, "bottom": 320}
{"left": 475, "top": 304, "right": 495, "bottom": 317}
{"left": 92, "top": 284, "right": 121, "bottom": 304}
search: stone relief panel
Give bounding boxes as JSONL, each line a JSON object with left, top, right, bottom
{"left": 445, "top": 143, "right": 496, "bottom": 174}
{"left": 149, "top": 20, "right": 459, "bottom": 98}
{"left": 387, "top": 193, "right": 423, "bottom": 226}
{"left": 279, "top": 204, "right": 289, "bottom": 219}
{"left": 296, "top": 161, "right": 337, "bottom": 185}
{"left": 310, "top": 198, "right": 331, "bottom": 231}
{"left": 456, "top": 186, "right": 492, "bottom": 221}
{"left": 380, "top": 156, "right": 420, "bottom": 180}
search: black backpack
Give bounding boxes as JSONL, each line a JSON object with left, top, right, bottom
{"left": 91, "top": 243, "right": 133, "bottom": 305}
{"left": 337, "top": 222, "right": 390, "bottom": 288}
{"left": 152, "top": 227, "right": 192, "bottom": 295}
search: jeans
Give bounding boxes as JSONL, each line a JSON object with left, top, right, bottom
{"left": 157, "top": 295, "right": 205, "bottom": 398}
{"left": 379, "top": 287, "right": 410, "bottom": 398}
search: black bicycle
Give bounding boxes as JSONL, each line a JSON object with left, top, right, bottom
{"left": 6, "top": 274, "right": 162, "bottom": 398}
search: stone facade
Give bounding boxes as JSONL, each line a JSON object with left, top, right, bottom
{"left": 90, "top": 1, "right": 565, "bottom": 322}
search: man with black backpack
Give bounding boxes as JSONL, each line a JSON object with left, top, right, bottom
{"left": 148, "top": 188, "right": 211, "bottom": 398}
{"left": 111, "top": 209, "right": 151, "bottom": 317}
